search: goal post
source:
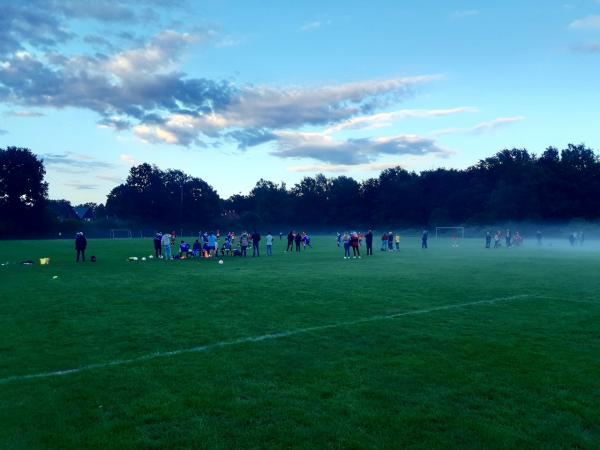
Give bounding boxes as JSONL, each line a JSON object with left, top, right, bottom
{"left": 110, "top": 229, "right": 133, "bottom": 239}
{"left": 435, "top": 227, "right": 465, "bottom": 239}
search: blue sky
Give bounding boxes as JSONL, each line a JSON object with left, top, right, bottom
{"left": 1, "top": 0, "right": 599, "bottom": 204}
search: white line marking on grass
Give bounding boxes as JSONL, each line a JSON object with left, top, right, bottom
{"left": 0, "top": 295, "right": 530, "bottom": 385}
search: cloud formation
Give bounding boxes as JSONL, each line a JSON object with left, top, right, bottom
{"left": 0, "top": 32, "right": 234, "bottom": 130}
{"left": 571, "top": 42, "right": 600, "bottom": 53}
{"left": 0, "top": 1, "right": 187, "bottom": 57}
{"left": 64, "top": 182, "right": 100, "bottom": 190}
{"left": 1, "top": 18, "right": 436, "bottom": 154}
{"left": 271, "top": 131, "right": 448, "bottom": 165}
{"left": 569, "top": 15, "right": 600, "bottom": 30}
{"left": 431, "top": 116, "right": 524, "bottom": 137}
{"left": 3, "top": 110, "right": 45, "bottom": 118}
{"left": 128, "top": 76, "right": 439, "bottom": 146}
{"left": 42, "top": 152, "right": 116, "bottom": 172}
{"left": 324, "top": 107, "right": 476, "bottom": 134}
{"left": 0, "top": 3, "right": 469, "bottom": 169}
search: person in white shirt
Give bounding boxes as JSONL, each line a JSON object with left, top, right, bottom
{"left": 161, "top": 233, "right": 172, "bottom": 259}
{"left": 266, "top": 232, "right": 273, "bottom": 256}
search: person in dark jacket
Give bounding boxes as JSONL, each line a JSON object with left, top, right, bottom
{"left": 252, "top": 230, "right": 261, "bottom": 257}
{"left": 286, "top": 231, "right": 294, "bottom": 252}
{"left": 365, "top": 230, "right": 374, "bottom": 255}
{"left": 153, "top": 233, "right": 162, "bottom": 258}
{"left": 294, "top": 232, "right": 302, "bottom": 252}
{"left": 421, "top": 230, "right": 428, "bottom": 249}
{"left": 75, "top": 232, "right": 87, "bottom": 262}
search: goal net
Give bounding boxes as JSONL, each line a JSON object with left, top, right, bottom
{"left": 110, "top": 229, "right": 133, "bottom": 239}
{"left": 435, "top": 227, "right": 465, "bottom": 244}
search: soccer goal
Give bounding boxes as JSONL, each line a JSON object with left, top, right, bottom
{"left": 435, "top": 227, "right": 465, "bottom": 243}
{"left": 110, "top": 229, "right": 133, "bottom": 239}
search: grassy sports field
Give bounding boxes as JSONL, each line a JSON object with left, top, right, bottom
{"left": 0, "top": 236, "right": 598, "bottom": 449}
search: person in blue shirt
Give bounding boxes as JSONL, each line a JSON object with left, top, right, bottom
{"left": 421, "top": 230, "right": 428, "bottom": 249}
{"left": 208, "top": 232, "right": 217, "bottom": 257}
{"left": 192, "top": 239, "right": 201, "bottom": 257}
{"left": 303, "top": 233, "right": 312, "bottom": 249}
{"left": 179, "top": 240, "right": 190, "bottom": 258}
{"left": 223, "top": 236, "right": 232, "bottom": 255}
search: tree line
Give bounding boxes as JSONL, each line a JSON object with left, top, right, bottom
{"left": 1, "top": 144, "right": 599, "bottom": 237}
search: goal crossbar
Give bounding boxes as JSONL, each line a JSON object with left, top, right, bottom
{"left": 435, "top": 227, "right": 465, "bottom": 239}
{"left": 110, "top": 229, "right": 133, "bottom": 239}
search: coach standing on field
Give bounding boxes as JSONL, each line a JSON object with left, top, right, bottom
{"left": 75, "top": 232, "right": 87, "bottom": 262}
{"left": 252, "top": 230, "right": 261, "bottom": 257}
{"left": 365, "top": 230, "right": 374, "bottom": 255}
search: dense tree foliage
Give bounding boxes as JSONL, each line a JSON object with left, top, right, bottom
{"left": 0, "top": 147, "right": 48, "bottom": 235}
{"left": 222, "top": 145, "right": 600, "bottom": 228}
{"left": 105, "top": 163, "right": 221, "bottom": 227}
{"left": 1, "top": 144, "right": 599, "bottom": 236}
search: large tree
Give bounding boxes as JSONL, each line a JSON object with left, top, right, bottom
{"left": 106, "top": 164, "right": 220, "bottom": 228}
{"left": 0, "top": 147, "right": 48, "bottom": 235}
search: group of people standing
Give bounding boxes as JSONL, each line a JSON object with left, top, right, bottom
{"left": 485, "top": 229, "right": 523, "bottom": 248}
{"left": 336, "top": 229, "right": 429, "bottom": 259}
{"left": 340, "top": 231, "right": 363, "bottom": 258}
{"left": 379, "top": 231, "right": 403, "bottom": 251}
{"left": 285, "top": 231, "right": 313, "bottom": 252}
{"left": 153, "top": 230, "right": 277, "bottom": 259}
{"left": 484, "top": 229, "right": 586, "bottom": 248}
{"left": 569, "top": 231, "right": 585, "bottom": 247}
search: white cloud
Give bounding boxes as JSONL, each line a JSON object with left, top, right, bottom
{"left": 119, "top": 154, "right": 138, "bottom": 165}
{"left": 104, "top": 30, "right": 199, "bottom": 76}
{"left": 224, "top": 76, "right": 440, "bottom": 131}
{"left": 470, "top": 116, "right": 525, "bottom": 133}
{"left": 133, "top": 125, "right": 180, "bottom": 145}
{"left": 431, "top": 116, "right": 525, "bottom": 137}
{"left": 569, "top": 15, "right": 600, "bottom": 30}
{"left": 325, "top": 107, "right": 476, "bottom": 134}
{"left": 271, "top": 131, "right": 449, "bottom": 164}
{"left": 121, "top": 76, "right": 441, "bottom": 146}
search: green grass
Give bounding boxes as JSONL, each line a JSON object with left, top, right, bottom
{"left": 0, "top": 237, "right": 598, "bottom": 449}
